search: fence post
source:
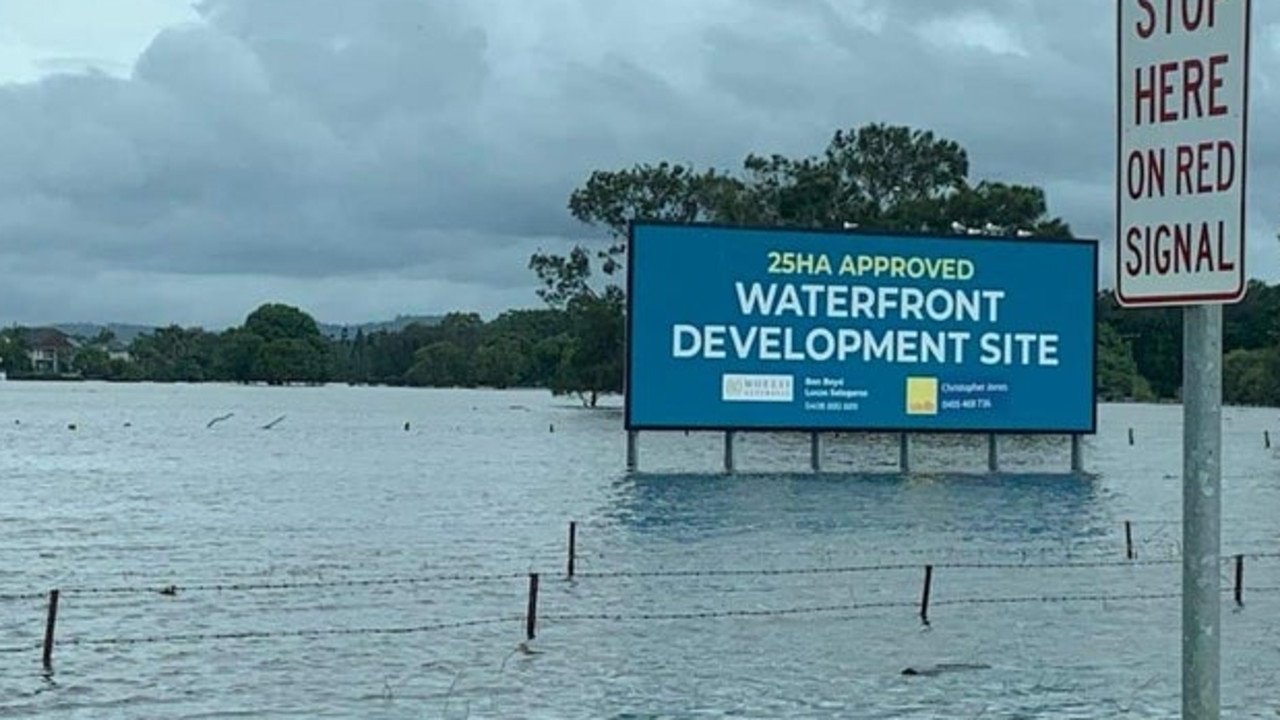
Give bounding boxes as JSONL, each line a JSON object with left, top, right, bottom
{"left": 526, "top": 573, "right": 539, "bottom": 640}
{"left": 919, "top": 565, "right": 933, "bottom": 626}
{"left": 42, "top": 589, "right": 59, "bottom": 671}
{"left": 567, "top": 522, "right": 577, "bottom": 579}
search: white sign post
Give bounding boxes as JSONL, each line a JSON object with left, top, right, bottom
{"left": 1116, "top": 1, "right": 1251, "bottom": 718}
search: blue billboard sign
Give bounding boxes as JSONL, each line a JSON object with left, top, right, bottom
{"left": 625, "top": 221, "right": 1097, "bottom": 433}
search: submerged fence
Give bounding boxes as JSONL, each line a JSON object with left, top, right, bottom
{"left": 4, "top": 519, "right": 1280, "bottom": 673}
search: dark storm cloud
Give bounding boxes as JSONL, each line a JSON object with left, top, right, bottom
{"left": 0, "top": 0, "right": 1278, "bottom": 326}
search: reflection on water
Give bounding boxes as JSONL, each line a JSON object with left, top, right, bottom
{"left": 0, "top": 382, "right": 1278, "bottom": 718}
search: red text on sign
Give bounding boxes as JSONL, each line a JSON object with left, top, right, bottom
{"left": 1125, "top": 140, "right": 1236, "bottom": 199}
{"left": 1134, "top": 0, "right": 1225, "bottom": 38}
{"left": 1122, "top": 220, "right": 1235, "bottom": 277}
{"left": 1133, "top": 55, "right": 1229, "bottom": 125}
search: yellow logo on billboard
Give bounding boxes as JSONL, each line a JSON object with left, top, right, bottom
{"left": 905, "top": 376, "right": 938, "bottom": 415}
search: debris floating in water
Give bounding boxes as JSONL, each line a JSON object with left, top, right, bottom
{"left": 901, "top": 663, "right": 991, "bottom": 677}
{"left": 261, "top": 415, "right": 286, "bottom": 430}
{"left": 206, "top": 413, "right": 235, "bottom": 428}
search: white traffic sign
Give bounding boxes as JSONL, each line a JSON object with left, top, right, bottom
{"left": 1116, "top": 0, "right": 1251, "bottom": 306}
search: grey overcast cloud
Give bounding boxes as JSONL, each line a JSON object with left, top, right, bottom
{"left": 1, "top": 0, "right": 1278, "bottom": 328}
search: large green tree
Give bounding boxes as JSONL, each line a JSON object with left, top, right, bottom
{"left": 527, "top": 122, "right": 1075, "bottom": 404}
{"left": 532, "top": 122, "right": 1074, "bottom": 298}
{"left": 240, "top": 303, "right": 329, "bottom": 385}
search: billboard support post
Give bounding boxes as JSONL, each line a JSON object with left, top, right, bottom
{"left": 986, "top": 434, "right": 999, "bottom": 473}
{"left": 1070, "top": 434, "right": 1083, "bottom": 474}
{"left": 626, "top": 430, "right": 638, "bottom": 472}
{"left": 809, "top": 433, "right": 822, "bottom": 473}
{"left": 898, "top": 434, "right": 911, "bottom": 473}
{"left": 723, "top": 431, "right": 735, "bottom": 474}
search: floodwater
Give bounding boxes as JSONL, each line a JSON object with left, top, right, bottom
{"left": 1, "top": 381, "right": 1278, "bottom": 718}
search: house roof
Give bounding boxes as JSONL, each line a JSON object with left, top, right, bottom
{"left": 23, "top": 328, "right": 79, "bottom": 351}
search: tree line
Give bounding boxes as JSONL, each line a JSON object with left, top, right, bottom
{"left": 2, "top": 122, "right": 1278, "bottom": 406}
{"left": 4, "top": 287, "right": 1280, "bottom": 407}
{"left": 0, "top": 301, "right": 619, "bottom": 406}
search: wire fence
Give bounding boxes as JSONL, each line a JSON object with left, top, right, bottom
{"left": 6, "top": 584, "right": 1280, "bottom": 656}
{"left": 4, "top": 550, "right": 1274, "bottom": 600}
{"left": 3, "top": 522, "right": 1279, "bottom": 664}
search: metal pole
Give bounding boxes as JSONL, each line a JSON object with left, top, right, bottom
{"left": 986, "top": 434, "right": 998, "bottom": 473}
{"left": 1070, "top": 434, "right": 1084, "bottom": 473}
{"left": 1182, "top": 303, "right": 1222, "bottom": 720}
{"left": 809, "top": 432, "right": 822, "bottom": 473}
{"left": 898, "top": 433, "right": 911, "bottom": 473}
{"left": 724, "top": 431, "right": 735, "bottom": 474}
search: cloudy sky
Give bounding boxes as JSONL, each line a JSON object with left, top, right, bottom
{"left": 1, "top": 0, "right": 1278, "bottom": 329}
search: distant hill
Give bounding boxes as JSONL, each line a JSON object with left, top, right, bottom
{"left": 50, "top": 315, "right": 444, "bottom": 343}
{"left": 52, "top": 323, "right": 159, "bottom": 344}
{"left": 317, "top": 315, "right": 444, "bottom": 339}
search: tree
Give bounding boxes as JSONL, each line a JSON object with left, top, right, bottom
{"left": 90, "top": 328, "right": 117, "bottom": 347}
{"left": 528, "top": 121, "right": 1075, "bottom": 405}
{"left": 404, "top": 341, "right": 470, "bottom": 387}
{"left": 1096, "top": 323, "right": 1155, "bottom": 402}
{"left": 0, "top": 329, "right": 31, "bottom": 374}
{"left": 240, "top": 303, "right": 329, "bottom": 384}
{"left": 548, "top": 287, "right": 625, "bottom": 407}
{"left": 75, "top": 346, "right": 113, "bottom": 380}
{"left": 472, "top": 338, "right": 527, "bottom": 389}
{"left": 1224, "top": 279, "right": 1280, "bottom": 350}
{"left": 128, "top": 325, "right": 217, "bottom": 382}
{"left": 1224, "top": 348, "right": 1280, "bottom": 406}
{"left": 256, "top": 338, "right": 328, "bottom": 385}
{"left": 214, "top": 328, "right": 266, "bottom": 383}
{"left": 534, "top": 122, "right": 1074, "bottom": 306}
{"left": 944, "top": 181, "right": 1073, "bottom": 237}
{"left": 1097, "top": 293, "right": 1182, "bottom": 398}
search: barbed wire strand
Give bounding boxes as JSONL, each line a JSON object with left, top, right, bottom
{"left": 0, "top": 591, "right": 45, "bottom": 602}
{"left": 0, "top": 642, "right": 40, "bottom": 654}
{"left": 58, "top": 572, "right": 529, "bottom": 597}
{"left": 537, "top": 587, "right": 1269, "bottom": 624}
{"left": 542, "top": 600, "right": 913, "bottom": 622}
{"left": 58, "top": 616, "right": 524, "bottom": 648}
{"left": 575, "top": 557, "right": 1185, "bottom": 580}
